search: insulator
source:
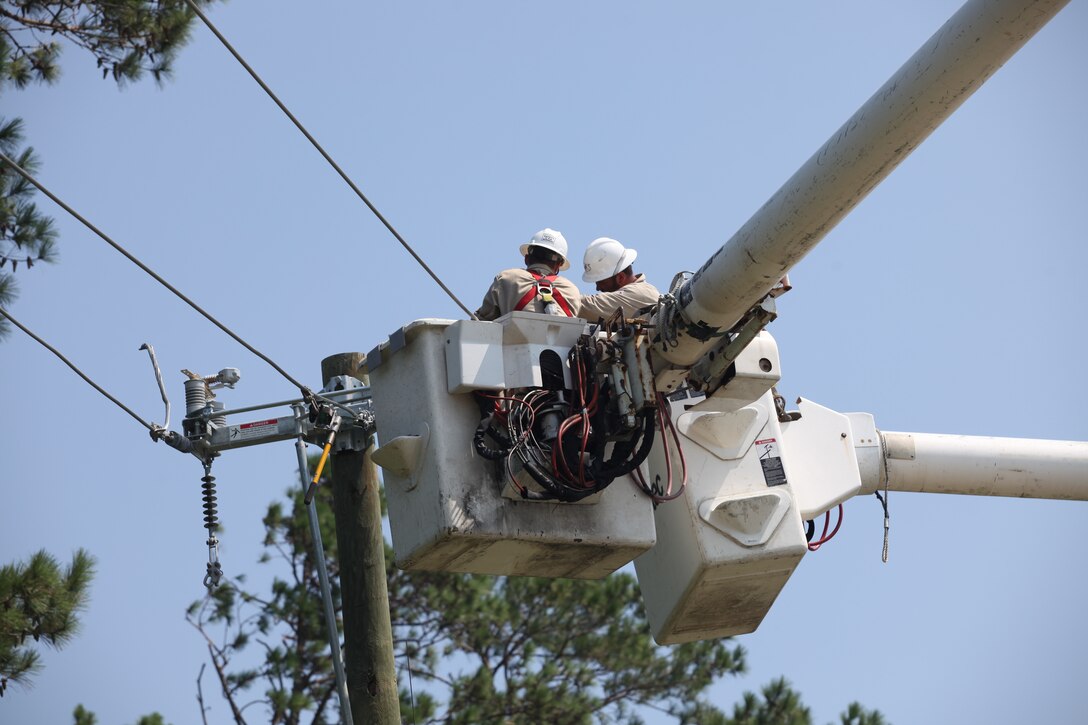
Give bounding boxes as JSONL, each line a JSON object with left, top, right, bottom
{"left": 206, "top": 400, "right": 226, "bottom": 429}
{"left": 184, "top": 378, "right": 208, "bottom": 416}
{"left": 162, "top": 430, "right": 193, "bottom": 453}
{"left": 201, "top": 472, "right": 219, "bottom": 532}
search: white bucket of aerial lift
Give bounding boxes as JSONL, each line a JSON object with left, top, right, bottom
{"left": 635, "top": 332, "right": 811, "bottom": 644}
{"left": 367, "top": 317, "right": 657, "bottom": 580}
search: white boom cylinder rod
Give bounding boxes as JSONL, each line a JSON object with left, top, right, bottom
{"left": 660, "top": 0, "right": 1070, "bottom": 366}
{"left": 860, "top": 431, "right": 1088, "bottom": 501}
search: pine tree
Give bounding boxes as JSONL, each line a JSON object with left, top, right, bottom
{"left": 189, "top": 478, "right": 747, "bottom": 724}
{"left": 73, "top": 704, "right": 172, "bottom": 724}
{"left": 0, "top": 0, "right": 221, "bottom": 337}
{"left": 0, "top": 548, "right": 95, "bottom": 695}
{"left": 725, "top": 677, "right": 813, "bottom": 725}
{"left": 73, "top": 704, "right": 97, "bottom": 725}
{"left": 0, "top": 116, "right": 57, "bottom": 336}
{"left": 0, "top": 1, "right": 221, "bottom": 88}
{"left": 186, "top": 464, "right": 891, "bottom": 724}
{"left": 839, "top": 701, "right": 888, "bottom": 725}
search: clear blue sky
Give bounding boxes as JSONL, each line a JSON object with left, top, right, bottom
{"left": 2, "top": 1, "right": 1085, "bottom": 723}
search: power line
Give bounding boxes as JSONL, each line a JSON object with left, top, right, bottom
{"left": 182, "top": 0, "right": 478, "bottom": 320}
{"left": 0, "top": 305, "right": 155, "bottom": 431}
{"left": 0, "top": 149, "right": 313, "bottom": 398}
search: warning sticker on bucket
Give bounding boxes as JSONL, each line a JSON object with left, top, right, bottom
{"left": 755, "top": 437, "right": 787, "bottom": 487}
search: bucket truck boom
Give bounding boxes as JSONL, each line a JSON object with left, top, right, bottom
{"left": 365, "top": 0, "right": 1083, "bottom": 645}
{"left": 632, "top": 0, "right": 1085, "bottom": 644}
{"left": 651, "top": 0, "right": 1073, "bottom": 378}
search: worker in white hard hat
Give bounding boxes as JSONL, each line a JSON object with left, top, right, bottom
{"left": 577, "top": 237, "right": 660, "bottom": 322}
{"left": 475, "top": 228, "right": 581, "bottom": 321}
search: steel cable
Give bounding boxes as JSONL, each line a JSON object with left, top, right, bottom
{"left": 182, "top": 0, "right": 477, "bottom": 320}
{"left": 0, "top": 150, "right": 312, "bottom": 396}
{"left": 1, "top": 305, "right": 154, "bottom": 431}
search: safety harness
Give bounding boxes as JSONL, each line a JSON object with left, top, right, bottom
{"left": 514, "top": 270, "right": 575, "bottom": 316}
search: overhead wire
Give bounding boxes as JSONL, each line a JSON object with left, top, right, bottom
{"left": 0, "top": 305, "right": 155, "bottom": 431}
{"left": 0, "top": 150, "right": 315, "bottom": 399}
{"left": 181, "top": 0, "right": 477, "bottom": 320}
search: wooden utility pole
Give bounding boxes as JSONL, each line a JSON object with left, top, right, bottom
{"left": 321, "top": 352, "right": 401, "bottom": 724}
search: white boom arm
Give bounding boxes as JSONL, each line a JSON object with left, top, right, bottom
{"left": 655, "top": 0, "right": 1071, "bottom": 371}
{"left": 858, "top": 431, "right": 1088, "bottom": 501}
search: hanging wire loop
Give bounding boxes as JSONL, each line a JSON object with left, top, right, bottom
{"left": 140, "top": 342, "right": 171, "bottom": 437}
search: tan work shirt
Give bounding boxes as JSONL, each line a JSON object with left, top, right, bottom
{"left": 475, "top": 264, "right": 582, "bottom": 321}
{"left": 577, "top": 275, "right": 661, "bottom": 322}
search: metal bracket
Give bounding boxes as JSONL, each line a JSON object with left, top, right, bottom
{"left": 689, "top": 296, "right": 777, "bottom": 395}
{"left": 170, "top": 383, "right": 375, "bottom": 458}
{"left": 332, "top": 422, "right": 374, "bottom": 453}
{"left": 321, "top": 374, "right": 375, "bottom": 452}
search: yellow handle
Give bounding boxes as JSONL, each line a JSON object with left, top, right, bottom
{"left": 312, "top": 442, "right": 332, "bottom": 484}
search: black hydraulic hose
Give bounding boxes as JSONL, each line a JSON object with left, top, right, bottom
{"left": 591, "top": 411, "right": 657, "bottom": 482}
{"left": 518, "top": 455, "right": 568, "bottom": 500}
{"left": 473, "top": 416, "right": 509, "bottom": 461}
{"left": 519, "top": 454, "right": 602, "bottom": 503}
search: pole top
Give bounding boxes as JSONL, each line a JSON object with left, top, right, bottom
{"left": 321, "top": 352, "right": 368, "bottom": 385}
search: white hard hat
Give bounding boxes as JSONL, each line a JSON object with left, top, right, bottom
{"left": 582, "top": 237, "right": 637, "bottom": 283}
{"left": 520, "top": 228, "right": 570, "bottom": 271}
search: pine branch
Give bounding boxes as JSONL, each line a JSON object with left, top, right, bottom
{"left": 196, "top": 663, "right": 210, "bottom": 725}
{"left": 206, "top": 641, "right": 247, "bottom": 724}
{"left": 0, "top": 7, "right": 91, "bottom": 36}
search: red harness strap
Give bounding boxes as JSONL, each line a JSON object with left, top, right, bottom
{"left": 514, "top": 271, "right": 574, "bottom": 316}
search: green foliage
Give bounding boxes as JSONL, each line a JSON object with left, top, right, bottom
{"left": 724, "top": 677, "right": 812, "bottom": 725}
{"left": 189, "top": 458, "right": 745, "bottom": 724}
{"left": 73, "top": 704, "right": 97, "bottom": 725}
{"left": 0, "top": 1, "right": 221, "bottom": 88}
{"left": 188, "top": 459, "right": 890, "bottom": 723}
{"left": 839, "top": 701, "right": 888, "bottom": 725}
{"left": 0, "top": 548, "right": 95, "bottom": 695}
{"left": 0, "top": 115, "right": 56, "bottom": 336}
{"left": 393, "top": 570, "right": 745, "bottom": 724}
{"left": 73, "top": 704, "right": 173, "bottom": 725}
{"left": 686, "top": 678, "right": 889, "bottom": 725}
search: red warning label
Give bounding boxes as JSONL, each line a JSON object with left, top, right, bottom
{"left": 240, "top": 419, "right": 278, "bottom": 430}
{"left": 231, "top": 418, "right": 280, "bottom": 441}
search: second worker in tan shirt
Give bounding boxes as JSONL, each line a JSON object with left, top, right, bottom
{"left": 577, "top": 237, "right": 660, "bottom": 323}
